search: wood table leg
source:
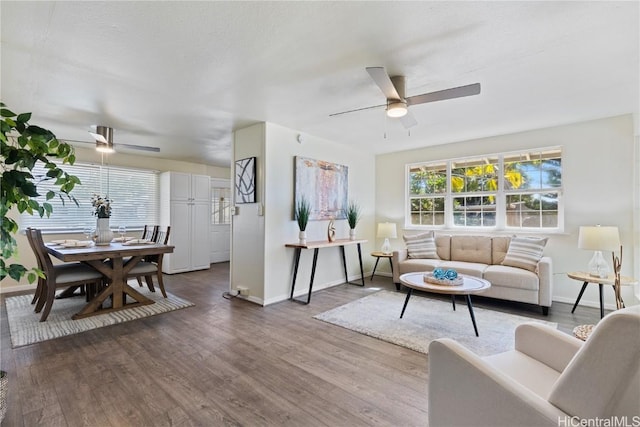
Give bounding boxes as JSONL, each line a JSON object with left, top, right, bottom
{"left": 72, "top": 256, "right": 154, "bottom": 319}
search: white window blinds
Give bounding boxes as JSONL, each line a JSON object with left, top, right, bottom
{"left": 20, "top": 162, "right": 159, "bottom": 232}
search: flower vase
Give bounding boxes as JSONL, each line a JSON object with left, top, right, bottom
{"left": 349, "top": 228, "right": 356, "bottom": 241}
{"left": 95, "top": 217, "right": 113, "bottom": 245}
{"left": 299, "top": 230, "right": 307, "bottom": 245}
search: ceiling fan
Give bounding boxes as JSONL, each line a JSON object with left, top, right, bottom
{"left": 330, "top": 67, "right": 481, "bottom": 129}
{"left": 63, "top": 126, "right": 160, "bottom": 153}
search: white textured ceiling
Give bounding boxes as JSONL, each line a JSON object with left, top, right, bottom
{"left": 1, "top": 1, "right": 638, "bottom": 167}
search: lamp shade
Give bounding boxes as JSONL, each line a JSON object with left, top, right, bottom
{"left": 578, "top": 226, "right": 620, "bottom": 251}
{"left": 377, "top": 222, "right": 397, "bottom": 239}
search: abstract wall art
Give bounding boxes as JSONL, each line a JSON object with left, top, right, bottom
{"left": 235, "top": 157, "right": 256, "bottom": 204}
{"left": 295, "top": 156, "right": 348, "bottom": 221}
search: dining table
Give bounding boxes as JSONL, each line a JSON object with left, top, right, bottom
{"left": 45, "top": 241, "right": 174, "bottom": 319}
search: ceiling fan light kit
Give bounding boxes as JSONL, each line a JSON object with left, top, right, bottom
{"left": 386, "top": 101, "right": 408, "bottom": 118}
{"left": 90, "top": 126, "right": 115, "bottom": 153}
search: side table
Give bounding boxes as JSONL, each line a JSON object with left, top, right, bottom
{"left": 567, "top": 271, "right": 637, "bottom": 319}
{"left": 370, "top": 251, "right": 393, "bottom": 282}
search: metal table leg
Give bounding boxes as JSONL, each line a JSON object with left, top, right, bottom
{"left": 465, "top": 295, "right": 479, "bottom": 337}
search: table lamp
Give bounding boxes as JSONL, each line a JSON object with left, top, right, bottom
{"left": 578, "top": 225, "right": 620, "bottom": 278}
{"left": 377, "top": 222, "right": 397, "bottom": 255}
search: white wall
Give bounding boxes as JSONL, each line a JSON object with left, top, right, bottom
{"left": 230, "top": 122, "right": 376, "bottom": 305}
{"left": 262, "top": 124, "right": 376, "bottom": 304}
{"left": 231, "top": 123, "right": 266, "bottom": 302}
{"left": 376, "top": 115, "right": 638, "bottom": 310}
{"left": 1, "top": 146, "right": 230, "bottom": 293}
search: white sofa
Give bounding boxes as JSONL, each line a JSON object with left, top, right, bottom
{"left": 392, "top": 234, "right": 553, "bottom": 314}
{"left": 428, "top": 305, "right": 640, "bottom": 426}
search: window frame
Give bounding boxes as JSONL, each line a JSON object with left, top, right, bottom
{"left": 405, "top": 147, "right": 564, "bottom": 233}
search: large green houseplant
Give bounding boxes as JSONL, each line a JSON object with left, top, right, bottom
{"left": 1, "top": 103, "right": 80, "bottom": 282}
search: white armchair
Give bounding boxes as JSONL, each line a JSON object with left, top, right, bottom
{"left": 428, "top": 305, "right": 640, "bottom": 426}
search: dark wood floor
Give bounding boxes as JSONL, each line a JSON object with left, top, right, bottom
{"left": 0, "top": 263, "right": 600, "bottom": 426}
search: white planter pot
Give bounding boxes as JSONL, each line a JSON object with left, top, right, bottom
{"left": 95, "top": 217, "right": 114, "bottom": 245}
{"left": 349, "top": 229, "right": 356, "bottom": 240}
{"left": 298, "top": 230, "right": 307, "bottom": 245}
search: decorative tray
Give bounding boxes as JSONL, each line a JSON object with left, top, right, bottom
{"left": 423, "top": 272, "right": 464, "bottom": 286}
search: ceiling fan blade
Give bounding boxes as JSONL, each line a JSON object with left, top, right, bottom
{"left": 366, "top": 67, "right": 401, "bottom": 100}
{"left": 399, "top": 110, "right": 418, "bottom": 129}
{"left": 329, "top": 104, "right": 386, "bottom": 117}
{"left": 61, "top": 138, "right": 159, "bottom": 152}
{"left": 406, "top": 83, "right": 481, "bottom": 106}
{"left": 118, "top": 143, "right": 160, "bottom": 153}
{"left": 88, "top": 131, "right": 107, "bottom": 144}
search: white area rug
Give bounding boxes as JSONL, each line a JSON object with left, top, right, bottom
{"left": 314, "top": 290, "right": 557, "bottom": 356}
{"left": 5, "top": 284, "right": 194, "bottom": 348}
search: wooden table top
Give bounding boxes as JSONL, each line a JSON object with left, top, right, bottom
{"left": 46, "top": 241, "right": 174, "bottom": 262}
{"left": 371, "top": 251, "right": 393, "bottom": 258}
{"left": 399, "top": 272, "right": 491, "bottom": 295}
{"left": 567, "top": 271, "right": 637, "bottom": 286}
{"left": 285, "top": 239, "right": 367, "bottom": 249}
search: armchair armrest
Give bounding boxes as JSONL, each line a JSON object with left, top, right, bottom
{"left": 515, "top": 323, "right": 583, "bottom": 373}
{"left": 392, "top": 249, "right": 407, "bottom": 284}
{"left": 429, "top": 338, "right": 566, "bottom": 427}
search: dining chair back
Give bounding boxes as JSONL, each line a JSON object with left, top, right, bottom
{"left": 27, "top": 228, "right": 104, "bottom": 321}
{"left": 141, "top": 225, "right": 158, "bottom": 242}
{"left": 25, "top": 227, "right": 46, "bottom": 308}
{"left": 128, "top": 226, "right": 171, "bottom": 298}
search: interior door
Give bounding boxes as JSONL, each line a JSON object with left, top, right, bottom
{"left": 210, "top": 178, "right": 231, "bottom": 263}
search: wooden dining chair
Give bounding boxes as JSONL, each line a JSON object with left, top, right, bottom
{"left": 27, "top": 228, "right": 105, "bottom": 321}
{"left": 135, "top": 225, "right": 159, "bottom": 287}
{"left": 128, "top": 226, "right": 171, "bottom": 298}
{"left": 141, "top": 224, "right": 158, "bottom": 242}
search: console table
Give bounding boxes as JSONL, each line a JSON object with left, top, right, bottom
{"left": 285, "top": 239, "right": 367, "bottom": 304}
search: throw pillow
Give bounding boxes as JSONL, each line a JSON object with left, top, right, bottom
{"left": 403, "top": 231, "right": 439, "bottom": 259}
{"left": 501, "top": 236, "right": 548, "bottom": 272}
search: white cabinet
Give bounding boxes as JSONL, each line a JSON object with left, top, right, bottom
{"left": 160, "top": 172, "right": 211, "bottom": 274}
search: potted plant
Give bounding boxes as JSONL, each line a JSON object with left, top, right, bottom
{"left": 1, "top": 103, "right": 80, "bottom": 282}
{"left": 346, "top": 201, "right": 361, "bottom": 240}
{"left": 295, "top": 196, "right": 311, "bottom": 244}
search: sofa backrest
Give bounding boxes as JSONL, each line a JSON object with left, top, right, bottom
{"left": 433, "top": 235, "right": 514, "bottom": 265}
{"left": 435, "top": 235, "right": 451, "bottom": 260}
{"left": 450, "top": 236, "right": 492, "bottom": 264}
{"left": 492, "top": 236, "right": 511, "bottom": 264}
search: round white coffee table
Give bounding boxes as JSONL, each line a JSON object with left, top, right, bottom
{"left": 399, "top": 272, "right": 491, "bottom": 337}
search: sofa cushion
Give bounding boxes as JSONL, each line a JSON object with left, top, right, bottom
{"left": 404, "top": 231, "right": 439, "bottom": 259}
{"left": 492, "top": 236, "right": 511, "bottom": 264}
{"left": 450, "top": 236, "right": 492, "bottom": 264}
{"left": 502, "top": 236, "right": 548, "bottom": 272}
{"left": 484, "top": 265, "right": 540, "bottom": 291}
{"left": 438, "top": 261, "right": 488, "bottom": 278}
{"left": 435, "top": 235, "right": 451, "bottom": 260}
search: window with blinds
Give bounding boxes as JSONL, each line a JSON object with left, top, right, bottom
{"left": 20, "top": 162, "right": 159, "bottom": 232}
